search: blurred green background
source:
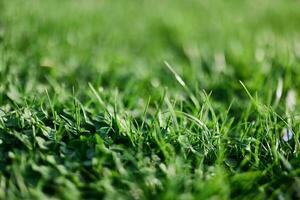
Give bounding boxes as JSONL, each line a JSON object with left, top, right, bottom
{"left": 2, "top": 0, "right": 300, "bottom": 91}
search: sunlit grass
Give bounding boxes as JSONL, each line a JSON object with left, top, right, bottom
{"left": 1, "top": 0, "right": 300, "bottom": 199}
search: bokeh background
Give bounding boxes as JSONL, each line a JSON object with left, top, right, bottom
{"left": 3, "top": 0, "right": 300, "bottom": 98}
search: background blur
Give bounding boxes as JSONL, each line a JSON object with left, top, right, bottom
{"left": 2, "top": 0, "right": 300, "bottom": 114}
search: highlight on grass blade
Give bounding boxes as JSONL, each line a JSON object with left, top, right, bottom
{"left": 164, "top": 61, "right": 200, "bottom": 109}
{"left": 274, "top": 78, "right": 283, "bottom": 107}
{"left": 164, "top": 61, "right": 186, "bottom": 87}
{"left": 88, "top": 83, "right": 107, "bottom": 111}
{"left": 239, "top": 80, "right": 261, "bottom": 111}
{"left": 286, "top": 89, "right": 296, "bottom": 113}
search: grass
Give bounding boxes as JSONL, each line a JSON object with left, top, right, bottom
{"left": 1, "top": 0, "right": 300, "bottom": 199}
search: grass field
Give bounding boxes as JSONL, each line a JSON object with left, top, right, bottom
{"left": 1, "top": 0, "right": 300, "bottom": 199}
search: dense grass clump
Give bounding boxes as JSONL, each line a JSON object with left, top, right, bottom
{"left": 1, "top": 0, "right": 300, "bottom": 199}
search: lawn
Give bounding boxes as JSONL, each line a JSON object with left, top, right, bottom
{"left": 1, "top": 0, "right": 300, "bottom": 199}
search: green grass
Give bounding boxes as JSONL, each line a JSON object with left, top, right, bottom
{"left": 1, "top": 0, "right": 300, "bottom": 199}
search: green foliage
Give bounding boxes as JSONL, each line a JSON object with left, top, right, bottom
{"left": 1, "top": 0, "right": 300, "bottom": 199}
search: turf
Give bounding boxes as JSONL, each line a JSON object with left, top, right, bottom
{"left": 1, "top": 0, "right": 300, "bottom": 199}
